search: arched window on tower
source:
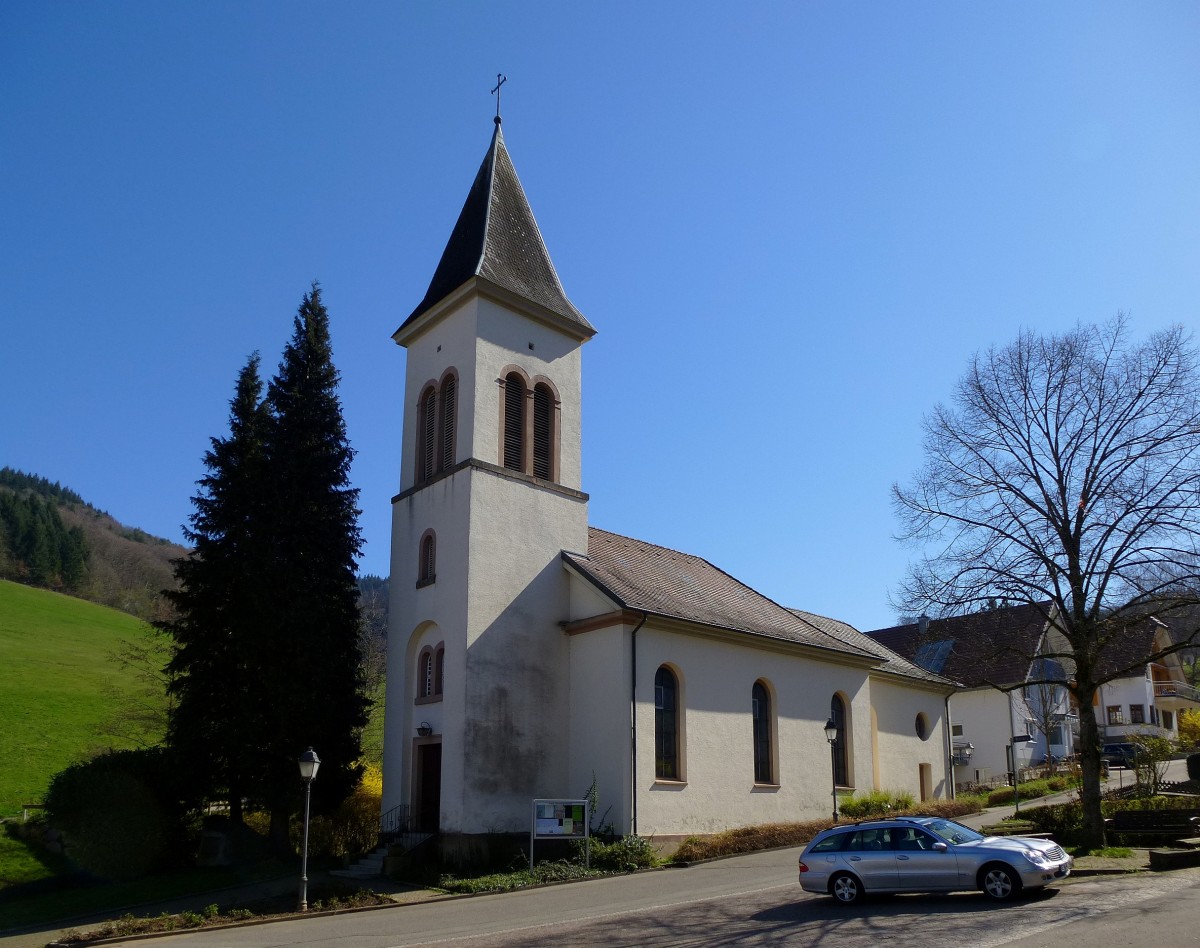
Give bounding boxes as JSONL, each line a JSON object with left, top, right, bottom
{"left": 532, "top": 383, "right": 554, "bottom": 480}
{"left": 502, "top": 372, "right": 526, "bottom": 471}
{"left": 440, "top": 373, "right": 457, "bottom": 471}
{"left": 417, "top": 385, "right": 437, "bottom": 483}
{"left": 417, "top": 530, "right": 436, "bottom": 587}
{"left": 434, "top": 645, "right": 444, "bottom": 697}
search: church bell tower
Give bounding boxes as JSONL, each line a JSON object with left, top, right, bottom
{"left": 381, "top": 115, "right": 595, "bottom": 838}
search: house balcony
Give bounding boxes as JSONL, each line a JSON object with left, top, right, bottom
{"left": 1153, "top": 680, "right": 1200, "bottom": 709}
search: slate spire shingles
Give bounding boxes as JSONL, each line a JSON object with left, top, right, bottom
{"left": 399, "top": 122, "right": 594, "bottom": 334}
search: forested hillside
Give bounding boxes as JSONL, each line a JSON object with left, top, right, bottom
{"left": 0, "top": 468, "right": 186, "bottom": 619}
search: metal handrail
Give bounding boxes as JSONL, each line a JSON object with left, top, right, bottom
{"left": 1154, "top": 681, "right": 1200, "bottom": 703}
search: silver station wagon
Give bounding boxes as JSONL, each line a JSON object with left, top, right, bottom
{"left": 798, "top": 816, "right": 1073, "bottom": 904}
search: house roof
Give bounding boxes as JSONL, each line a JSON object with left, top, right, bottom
{"left": 397, "top": 121, "right": 594, "bottom": 335}
{"left": 790, "top": 610, "right": 958, "bottom": 687}
{"left": 866, "top": 602, "right": 1052, "bottom": 688}
{"left": 563, "top": 528, "right": 955, "bottom": 687}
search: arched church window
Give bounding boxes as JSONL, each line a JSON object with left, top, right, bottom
{"left": 655, "top": 665, "right": 680, "bottom": 780}
{"left": 831, "top": 694, "right": 849, "bottom": 787}
{"left": 434, "top": 645, "right": 444, "bottom": 696}
{"left": 532, "top": 383, "right": 554, "bottom": 480}
{"left": 503, "top": 372, "right": 526, "bottom": 471}
{"left": 752, "top": 680, "right": 773, "bottom": 784}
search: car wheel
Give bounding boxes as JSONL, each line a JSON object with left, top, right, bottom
{"left": 980, "top": 863, "right": 1021, "bottom": 901}
{"left": 830, "top": 872, "right": 862, "bottom": 905}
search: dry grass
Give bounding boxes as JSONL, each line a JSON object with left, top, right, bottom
{"left": 671, "top": 798, "right": 983, "bottom": 863}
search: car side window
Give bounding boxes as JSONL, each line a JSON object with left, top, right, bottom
{"left": 846, "top": 828, "right": 890, "bottom": 851}
{"left": 810, "top": 833, "right": 850, "bottom": 853}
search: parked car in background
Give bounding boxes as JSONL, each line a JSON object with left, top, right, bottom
{"left": 1101, "top": 742, "right": 1147, "bottom": 768}
{"left": 798, "top": 816, "right": 1073, "bottom": 904}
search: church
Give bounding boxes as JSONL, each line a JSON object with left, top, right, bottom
{"left": 381, "top": 116, "right": 958, "bottom": 848}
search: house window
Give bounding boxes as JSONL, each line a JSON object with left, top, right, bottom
{"left": 915, "top": 712, "right": 929, "bottom": 741}
{"left": 752, "top": 681, "right": 773, "bottom": 784}
{"left": 502, "top": 372, "right": 526, "bottom": 471}
{"left": 417, "top": 530, "right": 436, "bottom": 587}
{"left": 952, "top": 724, "right": 964, "bottom": 737}
{"left": 1129, "top": 704, "right": 1145, "bottom": 724}
{"left": 434, "top": 646, "right": 444, "bottom": 696}
{"left": 655, "top": 666, "right": 680, "bottom": 780}
{"left": 1163, "top": 710, "right": 1174, "bottom": 731}
{"left": 1106, "top": 705, "right": 1124, "bottom": 726}
{"left": 1048, "top": 725, "right": 1063, "bottom": 745}
{"left": 416, "top": 373, "right": 458, "bottom": 484}
{"left": 830, "top": 694, "right": 848, "bottom": 787}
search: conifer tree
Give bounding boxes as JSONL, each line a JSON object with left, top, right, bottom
{"left": 161, "top": 286, "right": 366, "bottom": 848}
{"left": 257, "top": 284, "right": 367, "bottom": 844}
{"left": 159, "top": 353, "right": 271, "bottom": 825}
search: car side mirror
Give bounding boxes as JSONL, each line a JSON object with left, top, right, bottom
{"left": 932, "top": 841, "right": 948, "bottom": 852}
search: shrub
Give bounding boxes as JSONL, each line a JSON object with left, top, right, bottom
{"left": 43, "top": 748, "right": 194, "bottom": 881}
{"left": 578, "top": 834, "right": 657, "bottom": 872}
{"left": 838, "top": 789, "right": 915, "bottom": 819}
{"left": 304, "top": 765, "right": 383, "bottom": 857}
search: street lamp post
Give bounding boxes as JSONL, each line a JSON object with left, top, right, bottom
{"left": 297, "top": 747, "right": 321, "bottom": 912}
{"left": 823, "top": 718, "right": 839, "bottom": 823}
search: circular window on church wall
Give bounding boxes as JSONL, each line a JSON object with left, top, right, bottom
{"left": 915, "top": 713, "right": 930, "bottom": 741}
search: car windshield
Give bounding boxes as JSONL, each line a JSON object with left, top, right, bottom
{"left": 922, "top": 818, "right": 985, "bottom": 844}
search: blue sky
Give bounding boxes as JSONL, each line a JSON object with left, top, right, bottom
{"left": 3, "top": 2, "right": 1198, "bottom": 633}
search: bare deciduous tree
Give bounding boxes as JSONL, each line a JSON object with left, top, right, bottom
{"left": 894, "top": 316, "right": 1200, "bottom": 846}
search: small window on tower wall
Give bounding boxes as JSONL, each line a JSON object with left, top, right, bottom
{"left": 417, "top": 531, "right": 436, "bottom": 587}
{"left": 503, "top": 373, "right": 526, "bottom": 471}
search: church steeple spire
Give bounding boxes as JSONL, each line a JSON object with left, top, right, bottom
{"left": 397, "top": 122, "right": 594, "bottom": 339}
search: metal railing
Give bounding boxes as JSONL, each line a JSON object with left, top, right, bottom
{"left": 1154, "top": 681, "right": 1200, "bottom": 703}
{"left": 379, "top": 803, "right": 411, "bottom": 845}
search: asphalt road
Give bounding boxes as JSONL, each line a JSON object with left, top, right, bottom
{"left": 107, "top": 851, "right": 1200, "bottom": 948}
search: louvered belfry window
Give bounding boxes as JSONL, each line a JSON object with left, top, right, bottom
{"left": 532, "top": 384, "right": 553, "bottom": 479}
{"left": 418, "top": 387, "right": 437, "bottom": 482}
{"left": 440, "top": 375, "right": 456, "bottom": 471}
{"left": 503, "top": 373, "right": 526, "bottom": 471}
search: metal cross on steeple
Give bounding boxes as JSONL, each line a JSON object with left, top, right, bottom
{"left": 491, "top": 73, "right": 507, "bottom": 125}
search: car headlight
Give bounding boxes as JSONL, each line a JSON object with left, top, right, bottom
{"left": 1022, "top": 849, "right": 1050, "bottom": 866}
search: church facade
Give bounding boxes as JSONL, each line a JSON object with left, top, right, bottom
{"left": 381, "top": 119, "right": 957, "bottom": 843}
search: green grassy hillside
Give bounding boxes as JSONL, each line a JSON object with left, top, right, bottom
{"left": 0, "top": 579, "right": 160, "bottom": 819}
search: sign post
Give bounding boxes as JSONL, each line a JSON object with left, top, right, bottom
{"left": 530, "top": 798, "right": 590, "bottom": 871}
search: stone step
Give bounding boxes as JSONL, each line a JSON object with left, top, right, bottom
{"left": 1149, "top": 848, "right": 1200, "bottom": 870}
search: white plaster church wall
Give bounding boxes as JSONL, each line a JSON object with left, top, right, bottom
{"left": 868, "top": 678, "right": 950, "bottom": 799}
{"left": 632, "top": 627, "right": 877, "bottom": 836}
{"left": 453, "top": 469, "right": 588, "bottom": 832}
{"left": 567, "top": 622, "right": 632, "bottom": 833}
{"left": 382, "top": 474, "right": 472, "bottom": 822}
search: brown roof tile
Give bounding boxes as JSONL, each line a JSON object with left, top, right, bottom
{"left": 565, "top": 528, "right": 951, "bottom": 689}
{"left": 866, "top": 603, "right": 1052, "bottom": 687}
